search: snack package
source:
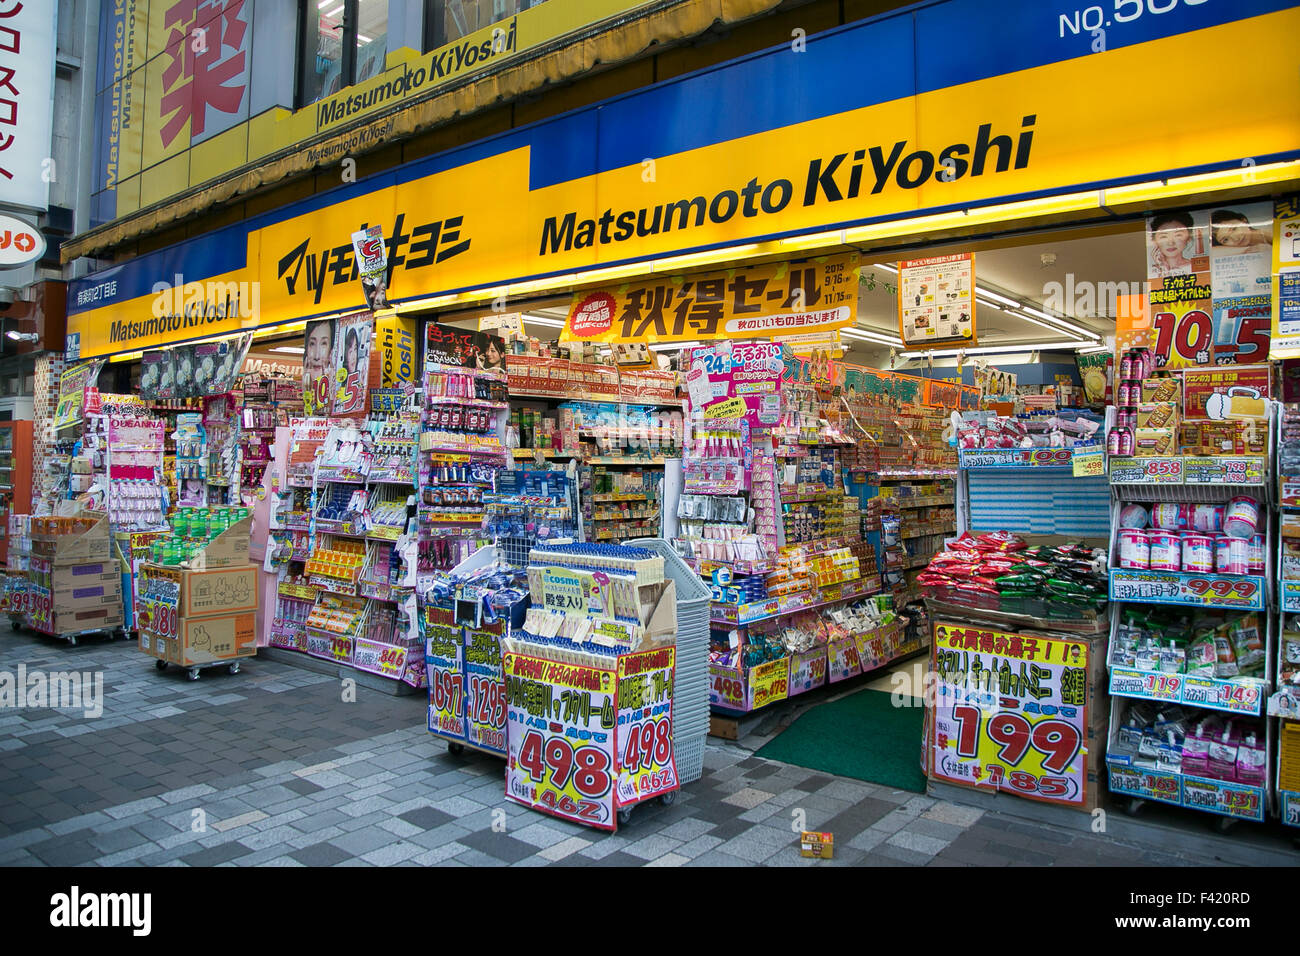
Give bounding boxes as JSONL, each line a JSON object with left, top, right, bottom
{"left": 1213, "top": 624, "right": 1240, "bottom": 678}
{"left": 1229, "top": 614, "right": 1265, "bottom": 676}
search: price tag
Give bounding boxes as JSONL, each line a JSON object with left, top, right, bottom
{"left": 709, "top": 664, "right": 746, "bottom": 708}
{"left": 1181, "top": 776, "right": 1264, "bottom": 822}
{"left": 1072, "top": 446, "right": 1104, "bottom": 477}
{"left": 748, "top": 658, "right": 790, "bottom": 710}
{"left": 1182, "top": 457, "right": 1264, "bottom": 485}
{"left": 1108, "top": 764, "right": 1180, "bottom": 805}
{"left": 1109, "top": 570, "right": 1264, "bottom": 610}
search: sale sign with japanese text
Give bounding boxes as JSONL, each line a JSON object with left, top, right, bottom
{"left": 927, "top": 621, "right": 1093, "bottom": 807}
{"left": 425, "top": 623, "right": 466, "bottom": 743}
{"left": 686, "top": 341, "right": 785, "bottom": 427}
{"left": 615, "top": 648, "right": 679, "bottom": 805}
{"left": 464, "top": 629, "right": 508, "bottom": 756}
{"left": 504, "top": 652, "right": 618, "bottom": 829}
{"left": 563, "top": 254, "right": 859, "bottom": 345}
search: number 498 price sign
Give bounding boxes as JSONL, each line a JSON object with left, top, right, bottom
{"left": 504, "top": 652, "right": 619, "bottom": 830}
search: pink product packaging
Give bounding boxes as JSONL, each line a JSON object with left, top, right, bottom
{"left": 1147, "top": 532, "right": 1181, "bottom": 572}
{"left": 1248, "top": 534, "right": 1265, "bottom": 574}
{"left": 1180, "top": 533, "right": 1214, "bottom": 574}
{"left": 1223, "top": 496, "right": 1260, "bottom": 539}
{"left": 1117, "top": 529, "right": 1150, "bottom": 570}
{"left": 1222, "top": 537, "right": 1251, "bottom": 576}
{"left": 1214, "top": 535, "right": 1234, "bottom": 574}
{"left": 1205, "top": 724, "right": 1238, "bottom": 782}
{"left": 1118, "top": 503, "right": 1150, "bottom": 529}
{"left": 1235, "top": 733, "right": 1267, "bottom": 787}
{"left": 1151, "top": 503, "right": 1189, "bottom": 531}
{"left": 1190, "top": 504, "right": 1224, "bottom": 533}
{"left": 1180, "top": 722, "right": 1211, "bottom": 778}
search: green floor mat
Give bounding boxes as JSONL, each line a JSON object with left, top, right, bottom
{"left": 754, "top": 689, "right": 927, "bottom": 792}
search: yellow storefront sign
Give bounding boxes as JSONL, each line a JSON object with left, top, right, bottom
{"left": 71, "top": 8, "right": 1300, "bottom": 358}
{"left": 563, "top": 254, "right": 859, "bottom": 344}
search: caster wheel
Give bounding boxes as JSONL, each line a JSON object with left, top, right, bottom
{"left": 10, "top": 620, "right": 19, "bottom": 631}
{"left": 617, "top": 808, "right": 634, "bottom": 827}
{"left": 447, "top": 742, "right": 465, "bottom": 756}
{"left": 67, "top": 636, "right": 77, "bottom": 647}
{"left": 155, "top": 660, "right": 167, "bottom": 671}
{"left": 659, "top": 791, "right": 677, "bottom": 807}
{"left": 187, "top": 667, "right": 200, "bottom": 681}
{"left": 1123, "top": 798, "right": 1144, "bottom": 817}
{"left": 1213, "top": 816, "right": 1237, "bottom": 834}
{"left": 228, "top": 661, "right": 241, "bottom": 675}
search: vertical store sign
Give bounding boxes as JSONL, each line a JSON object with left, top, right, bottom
{"left": 614, "top": 648, "right": 679, "bottom": 806}
{"left": 927, "top": 621, "right": 1092, "bottom": 807}
{"left": 898, "top": 254, "right": 975, "bottom": 350}
{"left": 1273, "top": 195, "right": 1300, "bottom": 353}
{"left": 0, "top": 1, "right": 57, "bottom": 210}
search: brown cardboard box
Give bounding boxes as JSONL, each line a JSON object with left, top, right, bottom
{"left": 32, "top": 513, "right": 111, "bottom": 564}
{"left": 140, "top": 564, "right": 259, "bottom": 616}
{"left": 1133, "top": 427, "right": 1177, "bottom": 457}
{"left": 1135, "top": 402, "right": 1180, "bottom": 430}
{"left": 169, "top": 613, "right": 257, "bottom": 666}
{"left": 48, "top": 604, "right": 123, "bottom": 634}
{"left": 189, "top": 517, "right": 253, "bottom": 569}
{"left": 1139, "top": 377, "right": 1182, "bottom": 404}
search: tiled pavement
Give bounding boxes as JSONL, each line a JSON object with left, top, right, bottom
{"left": 0, "top": 631, "right": 1270, "bottom": 867}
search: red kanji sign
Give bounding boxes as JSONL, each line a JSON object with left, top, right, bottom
{"left": 158, "top": 0, "right": 249, "bottom": 148}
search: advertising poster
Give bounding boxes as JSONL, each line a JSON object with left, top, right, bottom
{"left": 563, "top": 254, "right": 859, "bottom": 345}
{"left": 464, "top": 629, "right": 508, "bottom": 756}
{"left": 1075, "top": 350, "right": 1112, "bottom": 405}
{"left": 1181, "top": 365, "right": 1271, "bottom": 421}
{"left": 332, "top": 311, "right": 374, "bottom": 415}
{"left": 504, "top": 651, "right": 618, "bottom": 830}
{"left": 898, "top": 254, "right": 975, "bottom": 350}
{"left": 927, "top": 621, "right": 1093, "bottom": 807}
{"left": 686, "top": 342, "right": 784, "bottom": 426}
{"left": 377, "top": 314, "right": 417, "bottom": 387}
{"left": 1146, "top": 209, "right": 1215, "bottom": 368}
{"left": 303, "top": 318, "right": 336, "bottom": 415}
{"left": 614, "top": 648, "right": 679, "bottom": 805}
{"left": 424, "top": 322, "right": 507, "bottom": 370}
{"left": 1208, "top": 201, "right": 1273, "bottom": 364}
{"left": 426, "top": 621, "right": 466, "bottom": 743}
{"left": 54, "top": 360, "right": 104, "bottom": 430}
{"left": 1273, "top": 195, "right": 1300, "bottom": 353}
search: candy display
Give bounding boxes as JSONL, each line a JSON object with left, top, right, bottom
{"left": 917, "top": 531, "right": 1108, "bottom": 620}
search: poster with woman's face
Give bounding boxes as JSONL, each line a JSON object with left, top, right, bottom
{"left": 332, "top": 311, "right": 374, "bottom": 415}
{"left": 303, "top": 319, "right": 335, "bottom": 415}
{"left": 478, "top": 333, "right": 507, "bottom": 372}
{"left": 1146, "top": 209, "right": 1210, "bottom": 279}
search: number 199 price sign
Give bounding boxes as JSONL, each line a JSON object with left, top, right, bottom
{"left": 927, "top": 622, "right": 1092, "bottom": 807}
{"left": 504, "top": 652, "right": 619, "bottom": 830}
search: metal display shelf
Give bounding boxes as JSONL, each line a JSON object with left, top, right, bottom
{"left": 1108, "top": 569, "right": 1266, "bottom": 611}
{"left": 1108, "top": 666, "right": 1266, "bottom": 717}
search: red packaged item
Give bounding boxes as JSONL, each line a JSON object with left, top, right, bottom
{"left": 949, "top": 532, "right": 980, "bottom": 550}
{"left": 975, "top": 531, "right": 1027, "bottom": 552}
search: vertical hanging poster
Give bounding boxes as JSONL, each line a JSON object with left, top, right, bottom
{"left": 898, "top": 254, "right": 976, "bottom": 350}
{"left": 332, "top": 311, "right": 374, "bottom": 415}
{"left": 303, "top": 318, "right": 336, "bottom": 415}
{"left": 1146, "top": 209, "right": 1213, "bottom": 368}
{"left": 1273, "top": 195, "right": 1300, "bottom": 353}
{"left": 1208, "top": 201, "right": 1273, "bottom": 365}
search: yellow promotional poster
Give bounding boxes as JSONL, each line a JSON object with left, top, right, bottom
{"left": 703, "top": 397, "right": 746, "bottom": 420}
{"left": 749, "top": 658, "right": 790, "bottom": 710}
{"left": 504, "top": 652, "right": 618, "bottom": 830}
{"left": 563, "top": 254, "right": 859, "bottom": 345}
{"left": 928, "top": 621, "right": 1092, "bottom": 807}
{"left": 615, "top": 648, "right": 679, "bottom": 805}
{"left": 73, "top": 6, "right": 1300, "bottom": 358}
{"left": 53, "top": 361, "right": 103, "bottom": 430}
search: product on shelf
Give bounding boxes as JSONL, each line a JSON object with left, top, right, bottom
{"left": 1113, "top": 497, "right": 1263, "bottom": 575}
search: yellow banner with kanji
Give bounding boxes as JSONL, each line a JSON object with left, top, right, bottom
{"left": 562, "top": 254, "right": 859, "bottom": 344}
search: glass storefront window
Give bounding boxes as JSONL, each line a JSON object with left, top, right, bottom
{"left": 299, "top": 0, "right": 389, "bottom": 107}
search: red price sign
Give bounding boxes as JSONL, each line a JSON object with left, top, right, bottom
{"left": 431, "top": 670, "right": 463, "bottom": 716}
{"left": 1142, "top": 673, "right": 1181, "bottom": 700}
{"left": 1143, "top": 458, "right": 1183, "bottom": 480}
{"left": 1183, "top": 578, "right": 1257, "bottom": 602}
{"left": 709, "top": 665, "right": 745, "bottom": 708}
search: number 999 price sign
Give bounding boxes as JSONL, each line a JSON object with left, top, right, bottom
{"left": 927, "top": 622, "right": 1093, "bottom": 807}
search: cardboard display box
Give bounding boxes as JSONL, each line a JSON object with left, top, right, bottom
{"left": 189, "top": 517, "right": 253, "bottom": 569}
{"left": 139, "top": 563, "right": 259, "bottom": 616}
{"left": 33, "top": 603, "right": 123, "bottom": 636}
{"left": 140, "top": 612, "right": 257, "bottom": 667}
{"left": 31, "top": 513, "right": 111, "bottom": 564}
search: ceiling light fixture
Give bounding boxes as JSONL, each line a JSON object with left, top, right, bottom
{"left": 897, "top": 340, "right": 1095, "bottom": 358}
{"left": 840, "top": 327, "right": 903, "bottom": 347}
{"left": 523, "top": 315, "right": 567, "bottom": 328}
{"left": 269, "top": 345, "right": 305, "bottom": 354}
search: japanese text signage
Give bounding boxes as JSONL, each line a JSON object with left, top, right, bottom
{"left": 898, "top": 254, "right": 975, "bottom": 350}
{"left": 565, "top": 255, "right": 858, "bottom": 345}
{"left": 686, "top": 341, "right": 785, "bottom": 427}
{"left": 928, "top": 621, "right": 1092, "bottom": 806}
{"left": 0, "top": 1, "right": 56, "bottom": 210}
{"left": 615, "top": 648, "right": 678, "bottom": 805}
{"left": 464, "top": 629, "right": 508, "bottom": 755}
{"left": 1108, "top": 570, "right": 1265, "bottom": 610}
{"left": 504, "top": 652, "right": 618, "bottom": 830}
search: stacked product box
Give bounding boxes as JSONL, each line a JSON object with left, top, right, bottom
{"left": 27, "top": 513, "right": 124, "bottom": 637}
{"left": 135, "top": 513, "right": 259, "bottom": 671}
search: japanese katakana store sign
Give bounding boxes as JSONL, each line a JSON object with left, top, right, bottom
{"left": 0, "top": 0, "right": 57, "bottom": 210}
{"left": 562, "top": 253, "right": 859, "bottom": 345}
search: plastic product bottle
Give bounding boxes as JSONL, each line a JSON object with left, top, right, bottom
{"left": 1235, "top": 732, "right": 1266, "bottom": 787}
{"left": 1180, "top": 721, "right": 1210, "bottom": 778}
{"left": 1205, "top": 722, "right": 1238, "bottom": 781}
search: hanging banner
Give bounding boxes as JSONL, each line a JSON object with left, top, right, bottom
{"left": 303, "top": 319, "right": 336, "bottom": 416}
{"left": 563, "top": 254, "right": 859, "bottom": 345}
{"left": 1076, "top": 350, "right": 1112, "bottom": 405}
{"left": 923, "top": 378, "right": 963, "bottom": 409}
{"left": 928, "top": 620, "right": 1094, "bottom": 808}
{"left": 1208, "top": 201, "right": 1274, "bottom": 365}
{"left": 898, "top": 254, "right": 975, "bottom": 350}
{"left": 1146, "top": 209, "right": 1214, "bottom": 369}
{"left": 1274, "top": 195, "right": 1300, "bottom": 354}
{"left": 686, "top": 342, "right": 785, "bottom": 427}
{"left": 424, "top": 322, "right": 506, "bottom": 369}
{"left": 377, "top": 314, "right": 417, "bottom": 387}
{"left": 332, "top": 312, "right": 374, "bottom": 415}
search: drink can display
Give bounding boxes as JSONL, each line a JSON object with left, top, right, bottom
{"left": 1151, "top": 503, "right": 1188, "bottom": 531}
{"left": 1117, "top": 529, "right": 1150, "bottom": 569}
{"left": 1181, "top": 533, "right": 1214, "bottom": 574}
{"left": 1223, "top": 496, "right": 1260, "bottom": 539}
{"left": 1191, "top": 504, "right": 1223, "bottom": 533}
{"left": 1148, "top": 532, "right": 1181, "bottom": 572}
